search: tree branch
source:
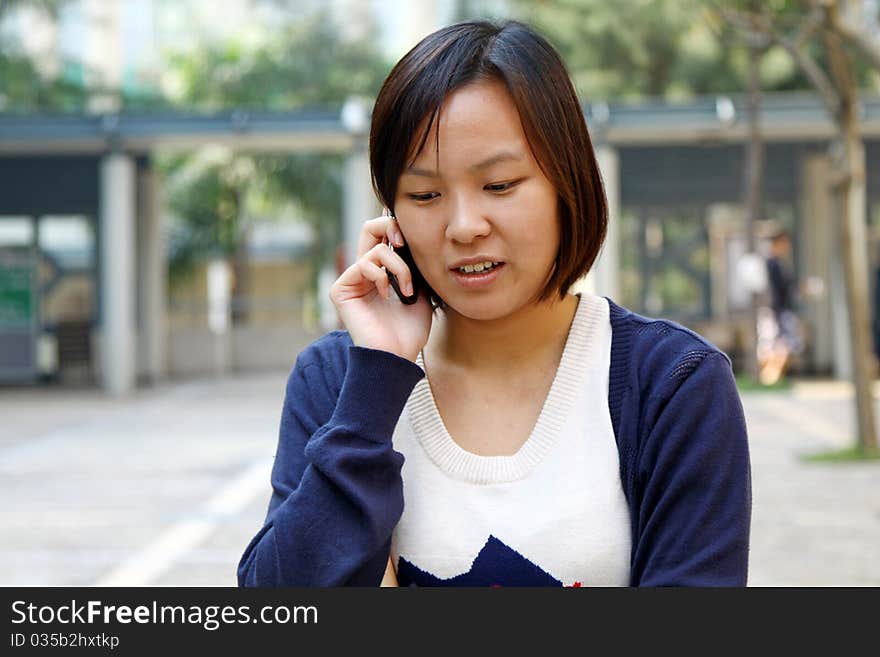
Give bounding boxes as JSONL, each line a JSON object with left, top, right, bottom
{"left": 778, "top": 33, "right": 841, "bottom": 119}
{"left": 717, "top": 6, "right": 773, "bottom": 50}
{"left": 754, "top": 8, "right": 842, "bottom": 120}
{"left": 835, "top": 12, "right": 880, "bottom": 71}
{"left": 716, "top": 3, "right": 840, "bottom": 119}
{"left": 792, "top": 5, "right": 824, "bottom": 50}
{"left": 823, "top": 0, "right": 859, "bottom": 110}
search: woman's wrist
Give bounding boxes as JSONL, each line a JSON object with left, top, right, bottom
{"left": 352, "top": 341, "right": 418, "bottom": 364}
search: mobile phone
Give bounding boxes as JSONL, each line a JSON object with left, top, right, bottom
{"left": 383, "top": 209, "right": 425, "bottom": 305}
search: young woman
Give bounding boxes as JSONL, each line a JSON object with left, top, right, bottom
{"left": 238, "top": 19, "right": 751, "bottom": 587}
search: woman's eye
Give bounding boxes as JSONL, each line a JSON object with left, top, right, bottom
{"left": 408, "top": 192, "right": 439, "bottom": 202}
{"left": 485, "top": 181, "right": 517, "bottom": 193}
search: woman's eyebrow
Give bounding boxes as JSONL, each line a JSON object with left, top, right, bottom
{"left": 403, "top": 150, "right": 525, "bottom": 177}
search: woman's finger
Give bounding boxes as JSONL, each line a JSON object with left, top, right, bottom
{"left": 330, "top": 258, "right": 386, "bottom": 301}
{"left": 331, "top": 242, "right": 411, "bottom": 302}
{"left": 364, "top": 242, "right": 412, "bottom": 296}
{"left": 356, "top": 256, "right": 392, "bottom": 300}
{"left": 357, "top": 216, "right": 403, "bottom": 259}
{"left": 385, "top": 215, "right": 404, "bottom": 247}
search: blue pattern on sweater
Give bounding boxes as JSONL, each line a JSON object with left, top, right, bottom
{"left": 397, "top": 535, "right": 563, "bottom": 587}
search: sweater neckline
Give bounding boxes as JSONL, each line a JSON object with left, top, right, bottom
{"left": 407, "top": 292, "right": 607, "bottom": 484}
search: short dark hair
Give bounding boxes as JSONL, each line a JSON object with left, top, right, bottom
{"left": 369, "top": 19, "right": 608, "bottom": 310}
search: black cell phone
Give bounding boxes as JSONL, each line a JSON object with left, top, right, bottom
{"left": 384, "top": 209, "right": 425, "bottom": 305}
{"left": 388, "top": 238, "right": 426, "bottom": 305}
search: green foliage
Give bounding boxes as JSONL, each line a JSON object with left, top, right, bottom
{"left": 167, "top": 12, "right": 387, "bottom": 111}
{"left": 506, "top": 0, "right": 732, "bottom": 99}
{"left": 0, "top": 0, "right": 64, "bottom": 16}
{"left": 163, "top": 150, "right": 252, "bottom": 285}
{"left": 800, "top": 445, "right": 880, "bottom": 462}
{"left": 735, "top": 374, "right": 793, "bottom": 391}
{"left": 498, "top": 0, "right": 872, "bottom": 100}
{"left": 161, "top": 9, "right": 388, "bottom": 291}
{"left": 255, "top": 152, "right": 345, "bottom": 268}
{"left": 0, "top": 52, "right": 89, "bottom": 111}
{"left": 0, "top": 0, "right": 89, "bottom": 111}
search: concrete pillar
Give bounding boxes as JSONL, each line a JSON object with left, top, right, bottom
{"left": 342, "top": 138, "right": 379, "bottom": 268}
{"left": 136, "top": 161, "right": 167, "bottom": 384}
{"left": 799, "top": 153, "right": 836, "bottom": 375}
{"left": 100, "top": 152, "right": 137, "bottom": 395}
{"left": 577, "top": 144, "right": 620, "bottom": 300}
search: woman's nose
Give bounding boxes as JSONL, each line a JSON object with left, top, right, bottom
{"left": 445, "top": 199, "right": 491, "bottom": 243}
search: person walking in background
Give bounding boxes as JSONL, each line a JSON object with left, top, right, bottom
{"left": 758, "top": 229, "right": 805, "bottom": 385}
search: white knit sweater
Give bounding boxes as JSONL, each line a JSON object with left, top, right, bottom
{"left": 390, "top": 293, "right": 631, "bottom": 587}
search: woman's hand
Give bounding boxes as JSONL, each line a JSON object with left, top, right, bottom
{"left": 330, "top": 214, "right": 433, "bottom": 363}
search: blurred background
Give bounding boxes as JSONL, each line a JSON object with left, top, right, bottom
{"left": 1, "top": 0, "right": 878, "bottom": 586}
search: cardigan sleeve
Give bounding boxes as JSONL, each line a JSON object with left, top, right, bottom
{"left": 237, "top": 344, "right": 425, "bottom": 587}
{"left": 631, "top": 351, "right": 752, "bottom": 586}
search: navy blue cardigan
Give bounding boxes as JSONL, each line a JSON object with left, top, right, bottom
{"left": 238, "top": 297, "right": 752, "bottom": 587}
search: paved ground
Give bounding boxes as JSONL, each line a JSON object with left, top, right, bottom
{"left": 1, "top": 371, "right": 878, "bottom": 587}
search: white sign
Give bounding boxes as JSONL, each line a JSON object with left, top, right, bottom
{"left": 207, "top": 259, "right": 230, "bottom": 335}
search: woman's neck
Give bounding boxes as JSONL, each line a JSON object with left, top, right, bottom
{"left": 426, "top": 293, "right": 580, "bottom": 376}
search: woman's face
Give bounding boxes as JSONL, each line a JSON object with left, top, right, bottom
{"left": 394, "top": 78, "right": 561, "bottom": 321}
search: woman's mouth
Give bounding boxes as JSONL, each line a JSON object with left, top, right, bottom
{"left": 455, "top": 261, "right": 502, "bottom": 274}
{"left": 449, "top": 262, "right": 506, "bottom": 289}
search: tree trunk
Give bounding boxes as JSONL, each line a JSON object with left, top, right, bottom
{"left": 825, "top": 1, "right": 879, "bottom": 454}
{"left": 834, "top": 132, "right": 878, "bottom": 454}
{"left": 230, "top": 187, "right": 250, "bottom": 326}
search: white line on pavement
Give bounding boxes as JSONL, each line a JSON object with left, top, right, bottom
{"left": 92, "top": 458, "right": 272, "bottom": 587}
